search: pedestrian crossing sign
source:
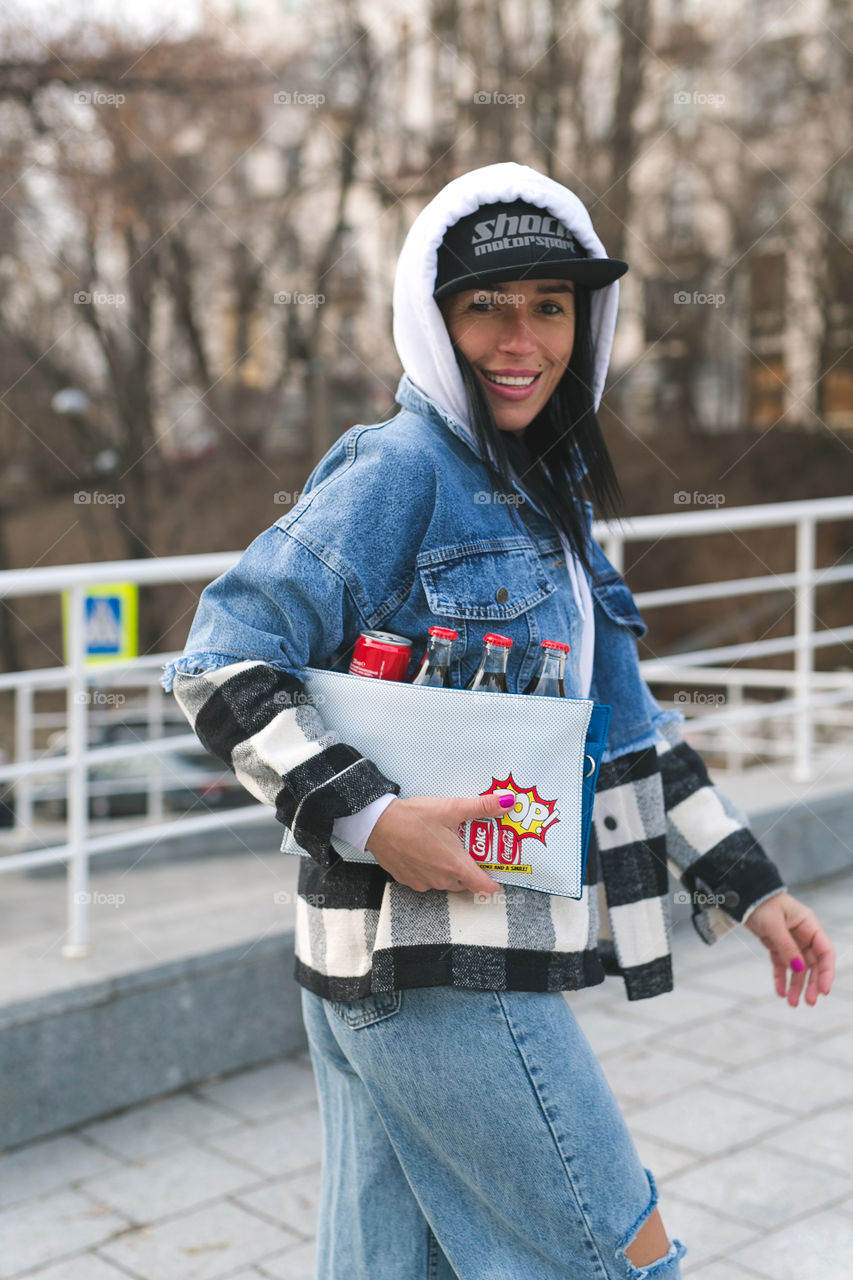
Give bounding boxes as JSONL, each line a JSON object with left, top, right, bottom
{"left": 62, "top": 583, "right": 139, "bottom": 665}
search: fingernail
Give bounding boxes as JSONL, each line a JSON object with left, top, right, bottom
{"left": 498, "top": 793, "right": 515, "bottom": 808}
{"left": 790, "top": 957, "right": 805, "bottom": 973}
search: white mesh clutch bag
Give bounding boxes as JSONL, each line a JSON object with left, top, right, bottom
{"left": 280, "top": 667, "right": 611, "bottom": 899}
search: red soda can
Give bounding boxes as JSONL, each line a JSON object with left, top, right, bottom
{"left": 349, "top": 630, "right": 413, "bottom": 681}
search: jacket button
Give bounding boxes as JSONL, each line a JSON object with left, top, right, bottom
{"left": 604, "top": 816, "right": 618, "bottom": 831}
{"left": 495, "top": 587, "right": 509, "bottom": 604}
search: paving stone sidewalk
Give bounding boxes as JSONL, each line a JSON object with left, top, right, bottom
{"left": 2, "top": 872, "right": 852, "bottom": 1280}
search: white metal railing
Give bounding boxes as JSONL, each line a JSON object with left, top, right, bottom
{"left": 600, "top": 496, "right": 853, "bottom": 780}
{"left": 0, "top": 496, "right": 851, "bottom": 958}
{"left": 0, "top": 556, "right": 269, "bottom": 959}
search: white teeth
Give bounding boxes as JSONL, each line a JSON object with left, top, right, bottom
{"left": 483, "top": 372, "right": 538, "bottom": 387}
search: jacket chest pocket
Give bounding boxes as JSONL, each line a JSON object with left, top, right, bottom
{"left": 418, "top": 541, "right": 556, "bottom": 622}
{"left": 587, "top": 541, "right": 648, "bottom": 639}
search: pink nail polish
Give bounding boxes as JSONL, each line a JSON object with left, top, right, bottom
{"left": 790, "top": 957, "right": 805, "bottom": 973}
{"left": 498, "top": 793, "right": 515, "bottom": 808}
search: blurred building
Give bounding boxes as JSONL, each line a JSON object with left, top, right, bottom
{"left": 193, "top": 0, "right": 852, "bottom": 438}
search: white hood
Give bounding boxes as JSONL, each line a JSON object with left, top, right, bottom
{"left": 391, "top": 162, "right": 617, "bottom": 700}
{"left": 392, "top": 162, "right": 622, "bottom": 435}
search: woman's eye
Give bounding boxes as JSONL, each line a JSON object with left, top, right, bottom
{"left": 463, "top": 297, "right": 572, "bottom": 315}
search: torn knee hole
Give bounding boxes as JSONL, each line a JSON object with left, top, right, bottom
{"left": 624, "top": 1208, "right": 671, "bottom": 1267}
{"left": 618, "top": 1168, "right": 685, "bottom": 1276}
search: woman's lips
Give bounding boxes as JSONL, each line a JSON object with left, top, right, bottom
{"left": 480, "top": 370, "right": 542, "bottom": 401}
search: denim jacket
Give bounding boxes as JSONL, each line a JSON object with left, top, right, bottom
{"left": 164, "top": 375, "right": 679, "bottom": 746}
{"left": 161, "top": 376, "right": 785, "bottom": 1003}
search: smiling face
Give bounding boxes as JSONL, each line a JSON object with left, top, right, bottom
{"left": 438, "top": 278, "right": 576, "bottom": 434}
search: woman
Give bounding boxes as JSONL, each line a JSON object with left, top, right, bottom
{"left": 161, "top": 163, "right": 835, "bottom": 1279}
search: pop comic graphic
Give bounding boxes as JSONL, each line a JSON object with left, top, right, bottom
{"left": 457, "top": 773, "right": 560, "bottom": 874}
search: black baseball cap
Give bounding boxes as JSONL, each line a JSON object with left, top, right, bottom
{"left": 433, "top": 199, "right": 628, "bottom": 300}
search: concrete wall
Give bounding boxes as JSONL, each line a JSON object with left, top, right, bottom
{"left": 3, "top": 787, "right": 851, "bottom": 1151}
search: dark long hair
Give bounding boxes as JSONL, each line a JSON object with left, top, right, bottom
{"left": 451, "top": 283, "right": 624, "bottom": 578}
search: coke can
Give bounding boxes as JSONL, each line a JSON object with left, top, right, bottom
{"left": 349, "top": 630, "right": 413, "bottom": 681}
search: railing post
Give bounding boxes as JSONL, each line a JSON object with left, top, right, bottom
{"left": 793, "top": 517, "right": 816, "bottom": 782}
{"left": 15, "top": 682, "right": 34, "bottom": 832}
{"left": 725, "top": 682, "right": 744, "bottom": 772}
{"left": 603, "top": 529, "right": 624, "bottom": 573}
{"left": 62, "top": 584, "right": 92, "bottom": 958}
{"left": 147, "top": 680, "right": 164, "bottom": 821}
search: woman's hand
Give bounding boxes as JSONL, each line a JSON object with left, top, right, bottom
{"left": 366, "top": 792, "right": 514, "bottom": 897}
{"left": 743, "top": 890, "right": 835, "bottom": 1006}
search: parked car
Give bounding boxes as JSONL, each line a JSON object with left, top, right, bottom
{"left": 23, "top": 743, "right": 252, "bottom": 822}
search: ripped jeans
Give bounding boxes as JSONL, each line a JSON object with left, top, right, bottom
{"left": 300, "top": 985, "right": 686, "bottom": 1280}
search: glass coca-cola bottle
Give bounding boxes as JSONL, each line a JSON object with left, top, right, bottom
{"left": 466, "top": 633, "right": 513, "bottom": 692}
{"left": 411, "top": 626, "right": 458, "bottom": 687}
{"left": 523, "top": 640, "right": 570, "bottom": 697}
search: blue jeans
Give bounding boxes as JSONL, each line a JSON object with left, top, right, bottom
{"left": 300, "top": 986, "right": 686, "bottom": 1279}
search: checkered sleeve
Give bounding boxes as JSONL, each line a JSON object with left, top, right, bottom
{"left": 656, "top": 720, "right": 786, "bottom": 943}
{"left": 159, "top": 524, "right": 402, "bottom": 867}
{"left": 165, "top": 660, "right": 401, "bottom": 867}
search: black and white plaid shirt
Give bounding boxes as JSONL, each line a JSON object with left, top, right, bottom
{"left": 169, "top": 659, "right": 785, "bottom": 1003}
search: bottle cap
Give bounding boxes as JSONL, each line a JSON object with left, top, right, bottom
{"left": 541, "top": 640, "right": 571, "bottom": 652}
{"left": 482, "top": 633, "right": 514, "bottom": 648}
{"left": 428, "top": 626, "right": 459, "bottom": 640}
